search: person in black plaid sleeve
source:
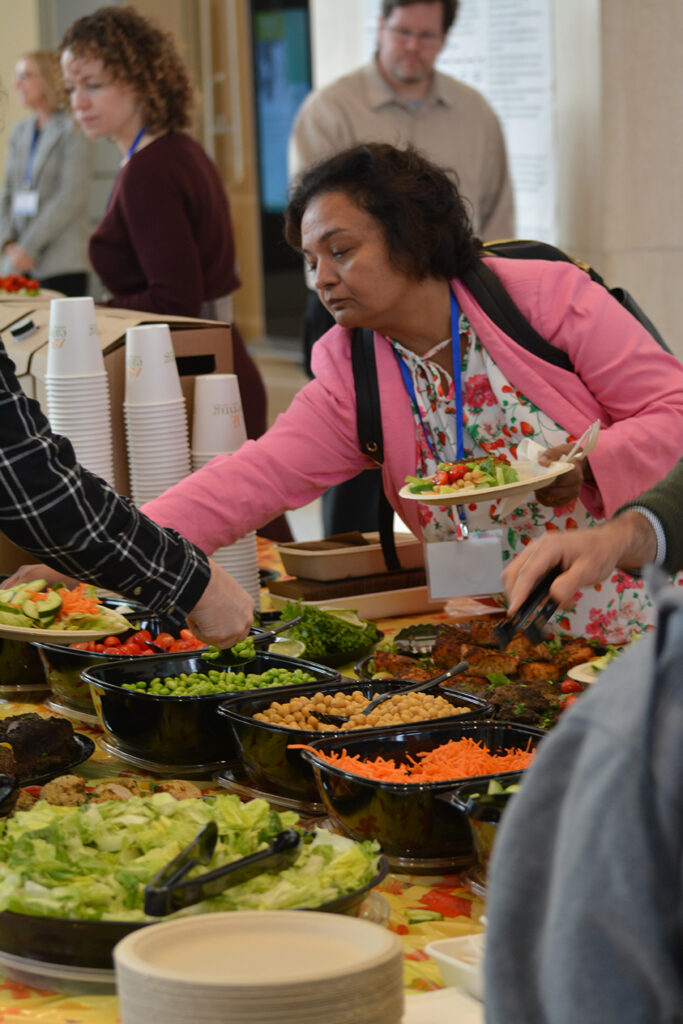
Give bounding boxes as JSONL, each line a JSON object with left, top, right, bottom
{"left": 0, "top": 337, "right": 253, "bottom": 648}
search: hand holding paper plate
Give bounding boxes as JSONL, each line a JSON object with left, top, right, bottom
{"left": 399, "top": 450, "right": 575, "bottom": 508}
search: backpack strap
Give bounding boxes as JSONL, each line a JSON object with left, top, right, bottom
{"left": 461, "top": 258, "right": 575, "bottom": 373}
{"left": 351, "top": 327, "right": 401, "bottom": 572}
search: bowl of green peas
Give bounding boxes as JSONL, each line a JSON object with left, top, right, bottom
{"left": 81, "top": 650, "right": 342, "bottom": 768}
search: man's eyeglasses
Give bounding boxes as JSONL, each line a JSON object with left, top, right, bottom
{"left": 387, "top": 25, "right": 444, "bottom": 48}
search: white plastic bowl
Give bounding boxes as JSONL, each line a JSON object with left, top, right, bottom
{"left": 424, "top": 933, "right": 485, "bottom": 1002}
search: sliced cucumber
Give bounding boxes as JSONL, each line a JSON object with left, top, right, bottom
{"left": 407, "top": 909, "right": 444, "bottom": 924}
{"left": 22, "top": 599, "right": 42, "bottom": 622}
{"left": 35, "top": 590, "right": 62, "bottom": 621}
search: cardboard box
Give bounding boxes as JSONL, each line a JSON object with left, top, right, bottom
{"left": 0, "top": 300, "right": 233, "bottom": 573}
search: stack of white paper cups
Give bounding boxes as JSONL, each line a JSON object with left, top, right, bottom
{"left": 124, "top": 324, "right": 191, "bottom": 505}
{"left": 191, "top": 374, "right": 259, "bottom": 607}
{"left": 45, "top": 297, "right": 115, "bottom": 486}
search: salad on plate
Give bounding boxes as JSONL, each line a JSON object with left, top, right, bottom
{"left": 0, "top": 580, "right": 131, "bottom": 633}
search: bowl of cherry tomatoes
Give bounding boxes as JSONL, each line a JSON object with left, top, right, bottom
{"left": 32, "top": 612, "right": 206, "bottom": 714}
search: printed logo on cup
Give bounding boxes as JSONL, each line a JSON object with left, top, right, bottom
{"left": 88, "top": 323, "right": 99, "bottom": 336}
{"left": 164, "top": 350, "right": 176, "bottom": 364}
{"left": 127, "top": 355, "right": 143, "bottom": 378}
{"left": 212, "top": 401, "right": 243, "bottom": 417}
{"left": 49, "top": 326, "right": 67, "bottom": 347}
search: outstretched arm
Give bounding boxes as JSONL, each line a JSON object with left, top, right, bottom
{"left": 502, "top": 511, "right": 657, "bottom": 615}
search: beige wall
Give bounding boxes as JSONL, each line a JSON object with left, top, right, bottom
{"left": 599, "top": 0, "right": 682, "bottom": 359}
{"left": 0, "top": 0, "right": 40, "bottom": 170}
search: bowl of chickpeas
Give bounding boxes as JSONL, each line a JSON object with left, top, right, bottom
{"left": 81, "top": 651, "right": 341, "bottom": 769}
{"left": 217, "top": 678, "right": 491, "bottom": 803}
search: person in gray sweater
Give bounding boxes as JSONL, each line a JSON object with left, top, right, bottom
{"left": 486, "top": 459, "right": 683, "bottom": 1021}
{"left": 484, "top": 581, "right": 683, "bottom": 1023}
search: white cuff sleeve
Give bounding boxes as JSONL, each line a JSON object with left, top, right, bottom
{"left": 629, "top": 505, "right": 667, "bottom": 567}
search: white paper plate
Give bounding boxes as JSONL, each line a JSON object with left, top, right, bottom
{"left": 399, "top": 460, "right": 574, "bottom": 506}
{"left": 0, "top": 621, "right": 129, "bottom": 642}
{"left": 567, "top": 660, "right": 601, "bottom": 684}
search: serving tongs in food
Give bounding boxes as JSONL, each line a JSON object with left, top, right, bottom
{"left": 251, "top": 614, "right": 303, "bottom": 647}
{"left": 314, "top": 660, "right": 469, "bottom": 727}
{"left": 203, "top": 615, "right": 304, "bottom": 665}
{"left": 144, "top": 823, "right": 303, "bottom": 916}
{"left": 494, "top": 565, "right": 563, "bottom": 649}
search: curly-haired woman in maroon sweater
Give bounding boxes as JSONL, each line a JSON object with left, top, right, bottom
{"left": 60, "top": 5, "right": 291, "bottom": 541}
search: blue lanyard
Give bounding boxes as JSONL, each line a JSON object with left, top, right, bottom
{"left": 394, "top": 286, "right": 464, "bottom": 460}
{"left": 23, "top": 124, "right": 41, "bottom": 187}
{"left": 395, "top": 287, "right": 468, "bottom": 534}
{"left": 126, "top": 126, "right": 146, "bottom": 160}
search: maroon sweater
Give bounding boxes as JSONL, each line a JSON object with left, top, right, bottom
{"left": 90, "top": 133, "right": 240, "bottom": 317}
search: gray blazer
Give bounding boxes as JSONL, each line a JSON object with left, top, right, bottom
{"left": 0, "top": 111, "right": 94, "bottom": 279}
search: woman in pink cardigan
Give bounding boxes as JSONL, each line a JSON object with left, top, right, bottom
{"left": 143, "top": 144, "right": 683, "bottom": 642}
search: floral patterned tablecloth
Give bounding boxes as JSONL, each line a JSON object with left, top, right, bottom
{"left": 0, "top": 538, "right": 500, "bottom": 1021}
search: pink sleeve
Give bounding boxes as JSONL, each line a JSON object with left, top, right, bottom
{"left": 534, "top": 263, "right": 683, "bottom": 516}
{"left": 141, "top": 330, "right": 373, "bottom": 553}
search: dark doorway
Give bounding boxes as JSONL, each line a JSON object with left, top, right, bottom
{"left": 251, "top": 0, "right": 312, "bottom": 338}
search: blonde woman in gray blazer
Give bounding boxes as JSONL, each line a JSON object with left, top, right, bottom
{"left": 0, "top": 51, "right": 93, "bottom": 295}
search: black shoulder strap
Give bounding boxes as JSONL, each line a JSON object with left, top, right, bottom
{"left": 460, "top": 258, "right": 575, "bottom": 373}
{"left": 351, "top": 327, "right": 384, "bottom": 464}
{"left": 351, "top": 327, "right": 401, "bottom": 572}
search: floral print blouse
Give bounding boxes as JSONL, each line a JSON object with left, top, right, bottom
{"left": 391, "top": 315, "right": 658, "bottom": 644}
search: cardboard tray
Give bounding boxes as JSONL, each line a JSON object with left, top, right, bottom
{"left": 268, "top": 586, "right": 446, "bottom": 620}
{"left": 276, "top": 531, "right": 423, "bottom": 581}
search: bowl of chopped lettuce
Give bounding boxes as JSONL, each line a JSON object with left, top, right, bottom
{"left": 0, "top": 793, "right": 385, "bottom": 969}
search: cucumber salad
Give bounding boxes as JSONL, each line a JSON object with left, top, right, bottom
{"left": 0, "top": 580, "right": 131, "bottom": 633}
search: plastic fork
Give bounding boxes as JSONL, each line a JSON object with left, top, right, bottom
{"left": 559, "top": 420, "right": 600, "bottom": 463}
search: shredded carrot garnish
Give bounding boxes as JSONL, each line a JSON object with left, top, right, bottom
{"left": 54, "top": 583, "right": 102, "bottom": 620}
{"left": 290, "top": 737, "right": 535, "bottom": 783}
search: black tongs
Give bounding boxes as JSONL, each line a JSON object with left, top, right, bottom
{"left": 144, "top": 823, "right": 303, "bottom": 916}
{"left": 494, "top": 566, "right": 563, "bottom": 649}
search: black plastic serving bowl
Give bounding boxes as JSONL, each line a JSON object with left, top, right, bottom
{"left": 81, "top": 651, "right": 341, "bottom": 767}
{"left": 218, "top": 680, "right": 491, "bottom": 804}
{"left": 439, "top": 770, "right": 525, "bottom": 879}
{"left": 0, "top": 575, "right": 54, "bottom": 693}
{"left": 32, "top": 609, "right": 191, "bottom": 712}
{"left": 32, "top": 614, "right": 273, "bottom": 714}
{"left": 300, "top": 720, "right": 544, "bottom": 869}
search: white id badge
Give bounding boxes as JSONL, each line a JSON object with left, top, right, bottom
{"left": 12, "top": 190, "right": 39, "bottom": 217}
{"left": 425, "top": 529, "right": 504, "bottom": 598}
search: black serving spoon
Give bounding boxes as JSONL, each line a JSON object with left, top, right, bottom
{"left": 201, "top": 616, "right": 303, "bottom": 666}
{"left": 314, "top": 660, "right": 469, "bottom": 727}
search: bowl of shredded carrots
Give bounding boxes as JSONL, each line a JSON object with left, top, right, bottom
{"left": 218, "top": 678, "right": 491, "bottom": 804}
{"left": 297, "top": 721, "right": 543, "bottom": 871}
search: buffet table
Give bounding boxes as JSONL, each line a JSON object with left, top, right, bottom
{"left": 0, "top": 539, "right": 495, "bottom": 1021}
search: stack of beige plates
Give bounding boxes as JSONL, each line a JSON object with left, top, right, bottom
{"left": 114, "top": 910, "right": 404, "bottom": 1024}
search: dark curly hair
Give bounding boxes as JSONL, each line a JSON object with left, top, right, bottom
{"left": 284, "top": 143, "right": 480, "bottom": 282}
{"left": 381, "top": 0, "right": 459, "bottom": 35}
{"left": 60, "top": 5, "right": 193, "bottom": 133}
